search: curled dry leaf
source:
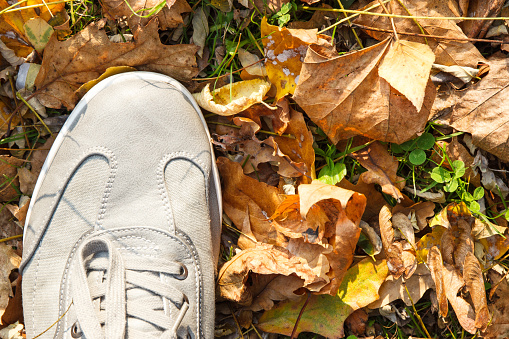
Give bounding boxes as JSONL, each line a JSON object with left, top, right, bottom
{"left": 432, "top": 64, "right": 480, "bottom": 84}
{"left": 35, "top": 19, "right": 199, "bottom": 109}
{"left": 393, "top": 201, "right": 435, "bottom": 231}
{"left": 463, "top": 252, "right": 490, "bottom": 330}
{"left": 442, "top": 264, "right": 477, "bottom": 333}
{"left": 378, "top": 39, "right": 435, "bottom": 111}
{"left": 431, "top": 56, "right": 509, "bottom": 162}
{"left": 368, "top": 264, "right": 434, "bottom": 309}
{"left": 359, "top": 221, "right": 382, "bottom": 257}
{"left": 392, "top": 212, "right": 416, "bottom": 248}
{"left": 240, "top": 97, "right": 290, "bottom": 135}
{"left": 249, "top": 274, "right": 304, "bottom": 312}
{"left": 344, "top": 309, "right": 368, "bottom": 337}
{"left": 217, "top": 157, "right": 283, "bottom": 248}
{"left": 404, "top": 186, "right": 446, "bottom": 203}
{"left": 354, "top": 0, "right": 485, "bottom": 68}
{"left": 441, "top": 218, "right": 474, "bottom": 271}
{"left": 101, "top": 0, "right": 191, "bottom": 30}
{"left": 193, "top": 79, "right": 271, "bottom": 116}
{"left": 459, "top": 0, "right": 505, "bottom": 38}
{"left": 217, "top": 243, "right": 325, "bottom": 306}
{"left": 0, "top": 244, "right": 21, "bottom": 321}
{"left": 294, "top": 37, "right": 436, "bottom": 144}
{"left": 428, "top": 246, "right": 448, "bottom": 318}
{"left": 483, "top": 269, "right": 509, "bottom": 339}
{"left": 191, "top": 7, "right": 209, "bottom": 58}
{"left": 352, "top": 141, "right": 406, "bottom": 202}
{"left": 261, "top": 17, "right": 332, "bottom": 101}
{"left": 238, "top": 48, "right": 267, "bottom": 77}
{"left": 339, "top": 177, "right": 388, "bottom": 220}
{"left": 257, "top": 258, "right": 388, "bottom": 338}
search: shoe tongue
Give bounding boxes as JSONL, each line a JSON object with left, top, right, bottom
{"left": 85, "top": 251, "right": 163, "bottom": 337}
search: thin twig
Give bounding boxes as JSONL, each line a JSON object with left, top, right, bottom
{"left": 395, "top": 0, "right": 428, "bottom": 44}
{"left": 377, "top": 0, "right": 399, "bottom": 41}
{"left": 33, "top": 301, "right": 73, "bottom": 338}
{"left": 193, "top": 59, "right": 264, "bottom": 81}
{"left": 352, "top": 23, "right": 509, "bottom": 44}
{"left": 302, "top": 6, "right": 509, "bottom": 21}
{"left": 16, "top": 93, "right": 53, "bottom": 137}
{"left": 0, "top": 234, "right": 23, "bottom": 243}
{"left": 337, "top": 0, "right": 364, "bottom": 48}
{"left": 317, "top": 0, "right": 390, "bottom": 34}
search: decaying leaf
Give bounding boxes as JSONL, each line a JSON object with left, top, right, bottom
{"left": 193, "top": 79, "right": 271, "bottom": 116}
{"left": 261, "top": 17, "right": 332, "bottom": 101}
{"left": 238, "top": 48, "right": 267, "bottom": 77}
{"left": 0, "top": 156, "right": 23, "bottom": 202}
{"left": 404, "top": 186, "right": 446, "bottom": 203}
{"left": 432, "top": 63, "right": 480, "bottom": 84}
{"left": 257, "top": 258, "right": 388, "bottom": 338}
{"left": 378, "top": 39, "right": 435, "bottom": 111}
{"left": 217, "top": 243, "right": 325, "bottom": 306}
{"left": 249, "top": 274, "right": 304, "bottom": 312}
{"left": 34, "top": 19, "right": 199, "bottom": 109}
{"left": 428, "top": 246, "right": 448, "bottom": 318}
{"left": 101, "top": 0, "right": 191, "bottom": 30}
{"left": 23, "top": 17, "right": 53, "bottom": 53}
{"left": 483, "top": 269, "right": 509, "bottom": 339}
{"left": 459, "top": 0, "right": 505, "bottom": 38}
{"left": 379, "top": 205, "right": 417, "bottom": 279}
{"left": 294, "top": 39, "right": 435, "bottom": 144}
{"left": 0, "top": 244, "right": 21, "bottom": 322}
{"left": 463, "top": 252, "right": 490, "bottom": 330}
{"left": 441, "top": 218, "right": 474, "bottom": 271}
{"left": 217, "top": 157, "right": 283, "bottom": 248}
{"left": 431, "top": 56, "right": 509, "bottom": 162}
{"left": 393, "top": 201, "right": 435, "bottom": 231}
{"left": 191, "top": 7, "right": 209, "bottom": 58}
{"left": 352, "top": 141, "right": 406, "bottom": 202}
{"left": 368, "top": 264, "right": 434, "bottom": 309}
{"left": 344, "top": 309, "right": 368, "bottom": 337}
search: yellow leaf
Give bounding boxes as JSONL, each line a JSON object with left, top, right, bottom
{"left": 192, "top": 79, "right": 271, "bottom": 116}
{"left": 76, "top": 66, "right": 137, "bottom": 97}
{"left": 261, "top": 17, "right": 331, "bottom": 101}
{"left": 23, "top": 17, "right": 54, "bottom": 53}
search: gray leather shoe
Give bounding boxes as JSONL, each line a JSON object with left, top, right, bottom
{"left": 20, "top": 72, "right": 221, "bottom": 339}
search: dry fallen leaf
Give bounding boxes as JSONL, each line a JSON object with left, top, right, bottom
{"left": 217, "top": 157, "right": 283, "bottom": 248}
{"left": 459, "top": 0, "right": 505, "bottom": 38}
{"left": 34, "top": 19, "right": 199, "bottom": 109}
{"left": 0, "top": 155, "right": 23, "bottom": 202}
{"left": 193, "top": 79, "right": 271, "bottom": 116}
{"left": 257, "top": 258, "right": 388, "bottom": 338}
{"left": 431, "top": 55, "right": 509, "bottom": 163}
{"left": 463, "top": 252, "right": 490, "bottom": 330}
{"left": 293, "top": 38, "right": 435, "bottom": 144}
{"left": 0, "top": 244, "right": 21, "bottom": 323}
{"left": 483, "top": 269, "right": 509, "bottom": 339}
{"left": 368, "top": 264, "right": 434, "bottom": 309}
{"left": 217, "top": 243, "right": 325, "bottom": 306}
{"left": 101, "top": 0, "right": 191, "bottom": 30}
{"left": 344, "top": 309, "right": 368, "bottom": 337}
{"left": 428, "top": 246, "right": 448, "bottom": 318}
{"left": 354, "top": 0, "right": 486, "bottom": 68}
{"left": 261, "top": 17, "right": 332, "bottom": 101}
{"left": 248, "top": 274, "right": 304, "bottom": 312}
{"left": 352, "top": 141, "right": 406, "bottom": 202}
{"left": 378, "top": 39, "right": 435, "bottom": 111}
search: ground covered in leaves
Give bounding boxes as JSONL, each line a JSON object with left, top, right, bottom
{"left": 1, "top": 0, "right": 509, "bottom": 338}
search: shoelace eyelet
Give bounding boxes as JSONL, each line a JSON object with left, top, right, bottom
{"left": 71, "top": 321, "right": 82, "bottom": 338}
{"left": 176, "top": 263, "right": 188, "bottom": 280}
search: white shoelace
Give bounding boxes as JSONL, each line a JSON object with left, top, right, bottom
{"left": 71, "top": 239, "right": 189, "bottom": 339}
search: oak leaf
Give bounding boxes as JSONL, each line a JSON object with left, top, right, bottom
{"left": 257, "top": 258, "right": 388, "bottom": 338}
{"left": 34, "top": 19, "right": 199, "bottom": 109}
{"left": 293, "top": 39, "right": 435, "bottom": 144}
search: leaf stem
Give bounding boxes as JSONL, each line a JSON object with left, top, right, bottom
{"left": 377, "top": 0, "right": 399, "bottom": 41}
{"left": 404, "top": 283, "right": 432, "bottom": 339}
{"left": 290, "top": 292, "right": 311, "bottom": 339}
{"left": 0, "top": 234, "right": 23, "bottom": 243}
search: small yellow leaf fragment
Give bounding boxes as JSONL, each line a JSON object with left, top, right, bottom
{"left": 378, "top": 40, "right": 435, "bottom": 111}
{"left": 76, "top": 66, "right": 137, "bottom": 97}
{"left": 23, "top": 17, "right": 54, "bottom": 53}
{"left": 192, "top": 79, "right": 271, "bottom": 116}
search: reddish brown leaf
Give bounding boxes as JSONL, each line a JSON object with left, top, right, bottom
{"left": 0, "top": 156, "right": 23, "bottom": 202}
{"left": 35, "top": 20, "right": 198, "bottom": 109}
{"left": 344, "top": 309, "right": 368, "bottom": 337}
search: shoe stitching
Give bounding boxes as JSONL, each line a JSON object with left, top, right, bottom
{"left": 22, "top": 147, "right": 117, "bottom": 274}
